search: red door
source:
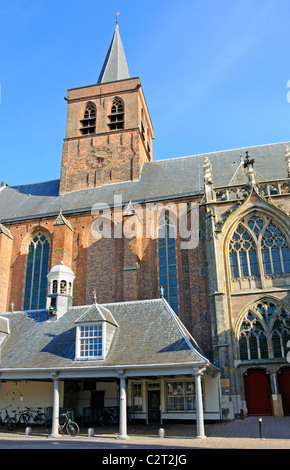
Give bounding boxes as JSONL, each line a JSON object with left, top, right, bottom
{"left": 244, "top": 369, "right": 272, "bottom": 415}
{"left": 278, "top": 367, "right": 290, "bottom": 416}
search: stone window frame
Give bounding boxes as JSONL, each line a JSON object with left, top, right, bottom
{"left": 228, "top": 212, "right": 290, "bottom": 288}
{"left": 80, "top": 101, "right": 96, "bottom": 135}
{"left": 157, "top": 214, "right": 179, "bottom": 315}
{"left": 108, "top": 96, "right": 124, "bottom": 130}
{"left": 237, "top": 298, "right": 290, "bottom": 361}
{"left": 23, "top": 231, "right": 50, "bottom": 310}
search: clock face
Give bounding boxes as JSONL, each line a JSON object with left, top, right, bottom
{"left": 87, "top": 146, "right": 112, "bottom": 168}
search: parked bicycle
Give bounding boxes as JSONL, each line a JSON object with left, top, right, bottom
{"left": 100, "top": 407, "right": 134, "bottom": 426}
{"left": 100, "top": 408, "right": 118, "bottom": 427}
{"left": 58, "top": 411, "right": 79, "bottom": 436}
{"left": 6, "top": 408, "right": 21, "bottom": 431}
{"left": 31, "top": 407, "right": 47, "bottom": 425}
{"left": 0, "top": 406, "right": 12, "bottom": 426}
{"left": 3, "top": 406, "right": 47, "bottom": 430}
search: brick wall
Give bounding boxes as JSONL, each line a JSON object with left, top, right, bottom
{"left": 59, "top": 78, "right": 153, "bottom": 194}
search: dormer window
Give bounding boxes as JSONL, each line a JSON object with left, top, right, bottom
{"left": 75, "top": 323, "right": 104, "bottom": 360}
{"left": 79, "top": 324, "right": 103, "bottom": 359}
{"left": 75, "top": 303, "right": 118, "bottom": 361}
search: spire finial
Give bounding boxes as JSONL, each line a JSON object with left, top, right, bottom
{"left": 243, "top": 151, "right": 256, "bottom": 186}
{"left": 93, "top": 289, "right": 97, "bottom": 304}
{"left": 115, "top": 11, "right": 120, "bottom": 28}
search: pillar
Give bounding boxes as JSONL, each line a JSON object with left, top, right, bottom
{"left": 195, "top": 370, "right": 206, "bottom": 439}
{"left": 51, "top": 377, "right": 60, "bottom": 437}
{"left": 271, "top": 371, "right": 284, "bottom": 417}
{"left": 118, "top": 376, "right": 128, "bottom": 439}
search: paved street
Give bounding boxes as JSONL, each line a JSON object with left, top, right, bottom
{"left": 0, "top": 416, "right": 290, "bottom": 450}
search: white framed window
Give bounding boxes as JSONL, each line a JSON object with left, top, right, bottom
{"left": 132, "top": 383, "right": 143, "bottom": 412}
{"left": 166, "top": 379, "right": 204, "bottom": 411}
{"left": 76, "top": 323, "right": 103, "bottom": 360}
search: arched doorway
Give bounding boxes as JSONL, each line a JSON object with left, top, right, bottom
{"left": 278, "top": 367, "right": 290, "bottom": 416}
{"left": 244, "top": 368, "right": 272, "bottom": 415}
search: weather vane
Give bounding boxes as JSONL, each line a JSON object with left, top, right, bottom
{"left": 243, "top": 151, "right": 255, "bottom": 170}
{"left": 116, "top": 11, "right": 120, "bottom": 25}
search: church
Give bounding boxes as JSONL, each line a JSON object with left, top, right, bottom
{"left": 0, "top": 19, "right": 289, "bottom": 436}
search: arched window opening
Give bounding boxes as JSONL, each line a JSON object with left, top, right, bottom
{"left": 229, "top": 213, "right": 290, "bottom": 289}
{"left": 261, "top": 220, "right": 290, "bottom": 275}
{"left": 52, "top": 280, "right": 58, "bottom": 294}
{"left": 24, "top": 232, "right": 50, "bottom": 310}
{"left": 238, "top": 300, "right": 290, "bottom": 361}
{"left": 60, "top": 280, "right": 67, "bottom": 294}
{"left": 80, "top": 103, "right": 96, "bottom": 135}
{"left": 158, "top": 216, "right": 178, "bottom": 315}
{"left": 229, "top": 225, "right": 258, "bottom": 277}
{"left": 108, "top": 97, "right": 124, "bottom": 130}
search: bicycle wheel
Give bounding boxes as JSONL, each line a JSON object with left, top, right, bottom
{"left": 34, "top": 413, "right": 46, "bottom": 425}
{"left": 19, "top": 413, "right": 29, "bottom": 425}
{"left": 66, "top": 421, "right": 79, "bottom": 436}
{"left": 6, "top": 418, "right": 17, "bottom": 431}
{"left": 100, "top": 412, "right": 114, "bottom": 426}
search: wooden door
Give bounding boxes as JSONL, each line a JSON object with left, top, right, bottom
{"left": 244, "top": 369, "right": 272, "bottom": 415}
{"left": 278, "top": 367, "right": 290, "bottom": 416}
{"left": 148, "top": 390, "right": 161, "bottom": 423}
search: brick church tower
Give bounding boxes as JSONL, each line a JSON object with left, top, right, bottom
{"left": 59, "top": 20, "right": 153, "bottom": 194}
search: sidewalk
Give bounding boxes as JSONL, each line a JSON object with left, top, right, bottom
{"left": 0, "top": 416, "right": 290, "bottom": 449}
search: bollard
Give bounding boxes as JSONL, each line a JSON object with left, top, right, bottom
{"left": 88, "top": 427, "right": 94, "bottom": 438}
{"left": 25, "top": 426, "right": 32, "bottom": 436}
{"left": 158, "top": 428, "right": 166, "bottom": 438}
{"left": 258, "top": 417, "right": 263, "bottom": 439}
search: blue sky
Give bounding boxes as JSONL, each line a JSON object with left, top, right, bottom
{"left": 0, "top": 0, "right": 290, "bottom": 186}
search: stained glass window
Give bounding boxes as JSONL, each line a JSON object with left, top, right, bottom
{"left": 229, "top": 213, "right": 290, "bottom": 282}
{"left": 238, "top": 300, "right": 290, "bottom": 361}
{"left": 158, "top": 217, "right": 178, "bottom": 315}
{"left": 229, "top": 225, "right": 258, "bottom": 277}
{"left": 24, "top": 232, "right": 50, "bottom": 310}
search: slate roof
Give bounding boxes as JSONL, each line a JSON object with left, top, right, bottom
{"left": 75, "top": 303, "right": 119, "bottom": 327}
{"left": 97, "top": 24, "right": 130, "bottom": 84}
{"left": 0, "top": 141, "right": 289, "bottom": 224}
{"left": 0, "top": 299, "right": 210, "bottom": 373}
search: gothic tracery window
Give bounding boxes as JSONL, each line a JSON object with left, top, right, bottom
{"left": 24, "top": 232, "right": 50, "bottom": 310}
{"left": 229, "top": 213, "right": 290, "bottom": 287}
{"left": 80, "top": 102, "right": 96, "bottom": 135}
{"left": 158, "top": 216, "right": 179, "bottom": 315}
{"left": 108, "top": 97, "right": 124, "bottom": 130}
{"left": 238, "top": 299, "right": 290, "bottom": 361}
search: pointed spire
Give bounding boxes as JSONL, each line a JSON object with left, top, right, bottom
{"left": 97, "top": 15, "right": 130, "bottom": 84}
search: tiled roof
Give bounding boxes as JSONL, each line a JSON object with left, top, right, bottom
{"left": 0, "top": 299, "right": 210, "bottom": 372}
{"left": 0, "top": 141, "right": 288, "bottom": 223}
